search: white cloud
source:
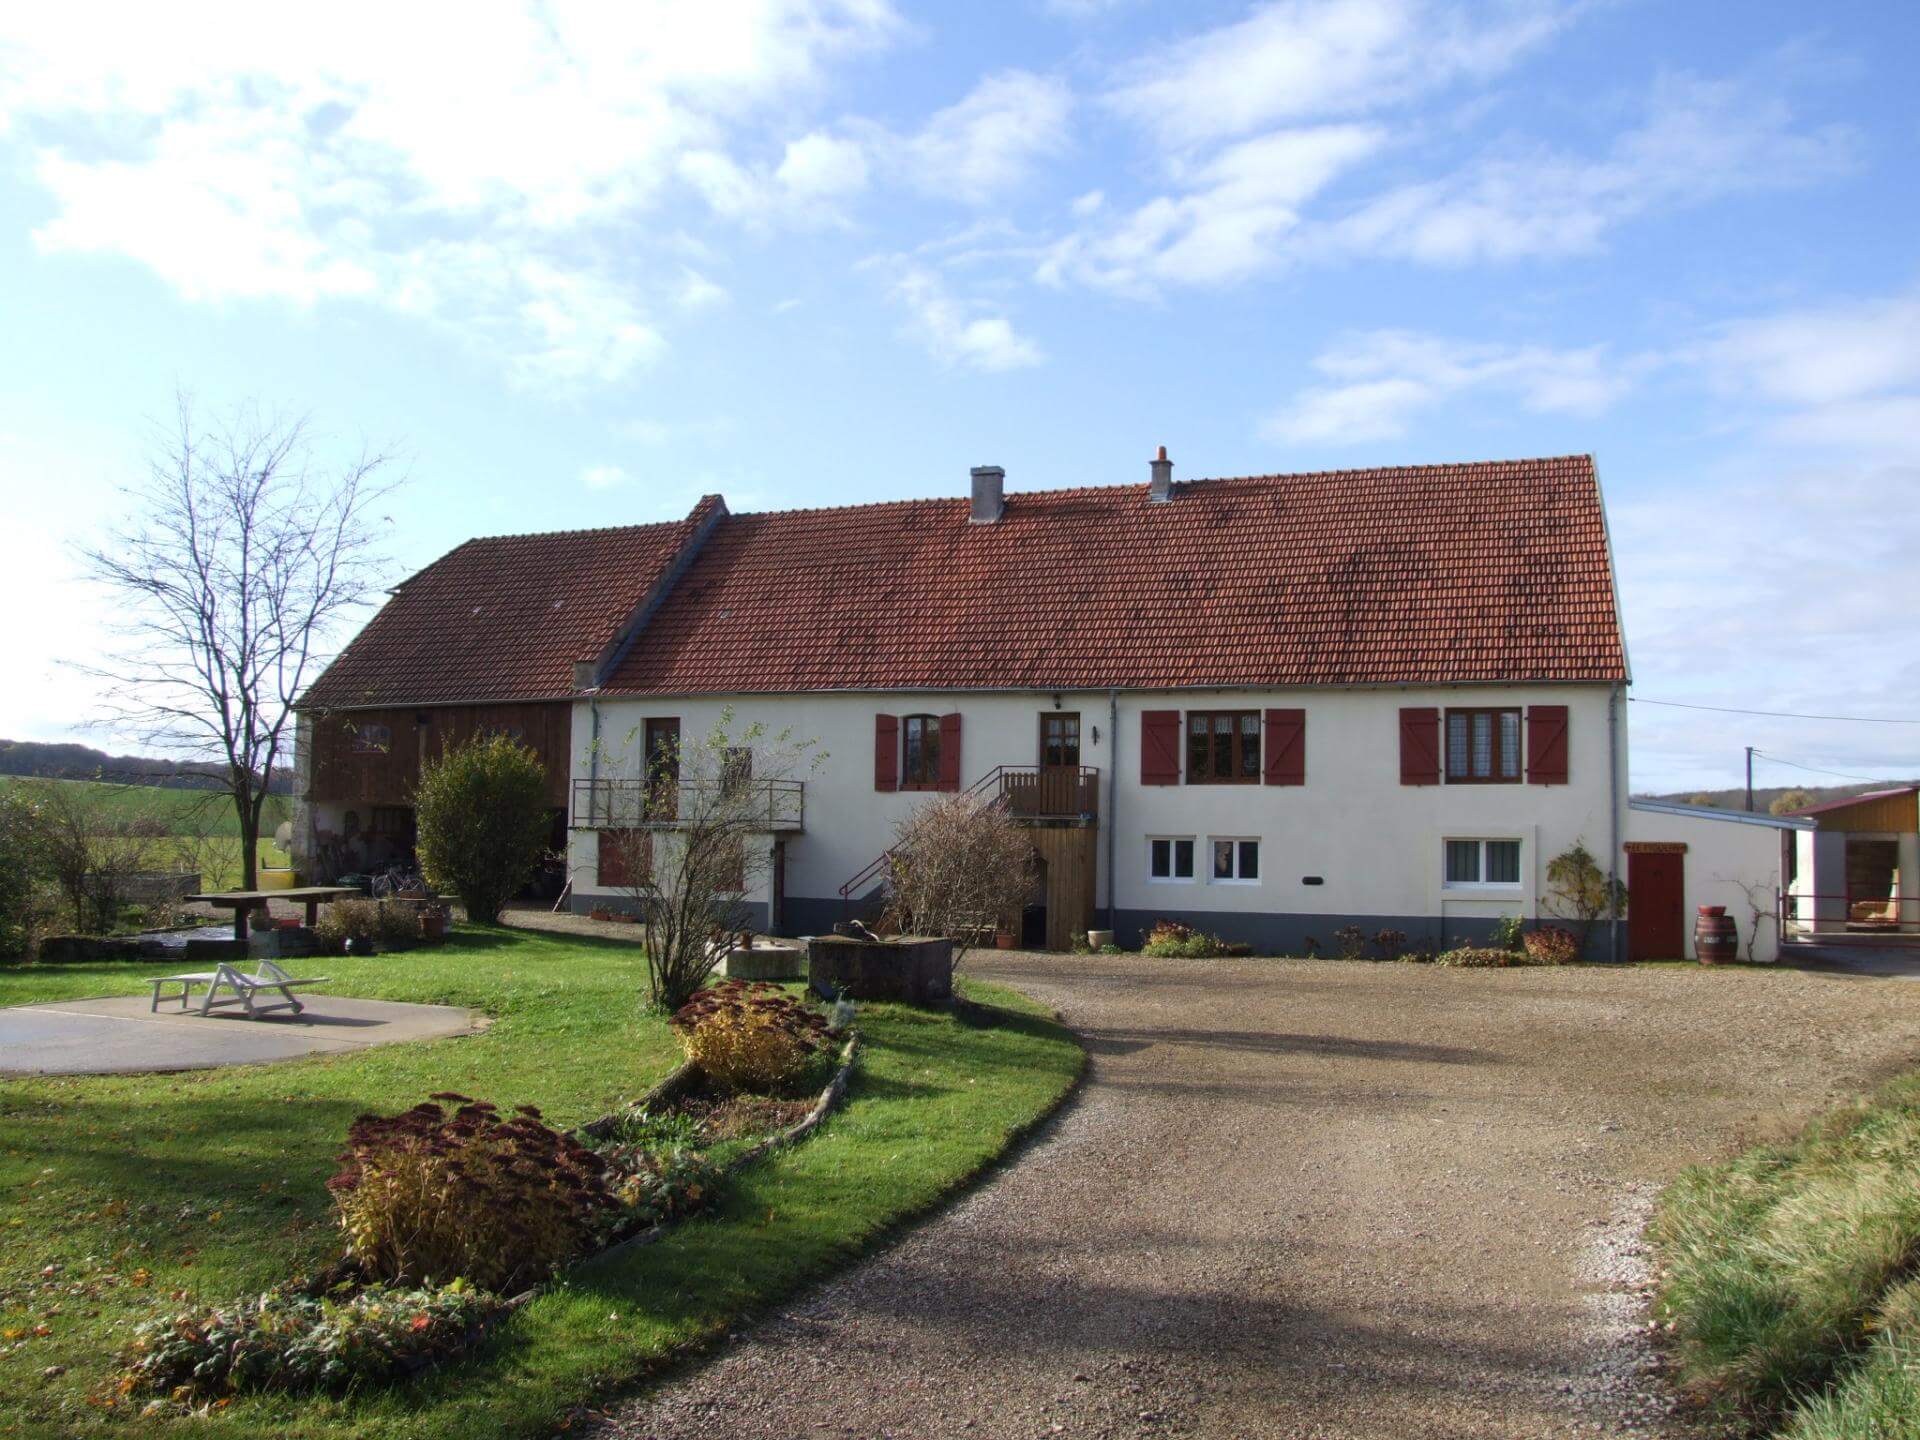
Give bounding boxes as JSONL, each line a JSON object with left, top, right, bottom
{"left": 776, "top": 130, "right": 871, "bottom": 200}
{"left": 582, "top": 464, "right": 629, "bottom": 491}
{"left": 1265, "top": 329, "right": 1640, "bottom": 443}
{"left": 872, "top": 259, "right": 1043, "bottom": 372}
{"left": 0, "top": 1, "right": 902, "bottom": 382}
{"left": 1070, "top": 189, "right": 1105, "bottom": 216}
{"left": 1040, "top": 124, "right": 1382, "bottom": 292}
{"left": 900, "top": 70, "right": 1072, "bottom": 204}
{"left": 1107, "top": 0, "right": 1567, "bottom": 150}
{"left": 1329, "top": 71, "right": 1857, "bottom": 265}
{"left": 676, "top": 267, "right": 731, "bottom": 311}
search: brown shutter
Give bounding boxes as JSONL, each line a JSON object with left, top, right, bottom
{"left": 938, "top": 712, "right": 962, "bottom": 791}
{"left": 597, "top": 829, "right": 649, "bottom": 888}
{"left": 1264, "top": 708, "right": 1305, "bottom": 785}
{"left": 1527, "top": 704, "right": 1569, "bottom": 785}
{"left": 874, "top": 714, "right": 898, "bottom": 792}
{"left": 1399, "top": 707, "right": 1440, "bottom": 785}
{"left": 1141, "top": 710, "right": 1181, "bottom": 785}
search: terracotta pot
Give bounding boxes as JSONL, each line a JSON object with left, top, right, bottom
{"left": 1698, "top": 905, "right": 1726, "bottom": 918}
{"left": 994, "top": 930, "right": 1017, "bottom": 950}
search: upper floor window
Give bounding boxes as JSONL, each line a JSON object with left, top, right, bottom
{"left": 1041, "top": 712, "right": 1080, "bottom": 768}
{"left": 1446, "top": 708, "right": 1521, "bottom": 783}
{"left": 350, "top": 722, "right": 392, "bottom": 755}
{"left": 1187, "top": 711, "right": 1260, "bottom": 783}
{"left": 902, "top": 714, "right": 942, "bottom": 789}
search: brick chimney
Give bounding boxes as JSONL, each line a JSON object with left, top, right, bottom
{"left": 970, "top": 465, "right": 1005, "bottom": 524}
{"left": 1149, "top": 445, "right": 1173, "bottom": 503}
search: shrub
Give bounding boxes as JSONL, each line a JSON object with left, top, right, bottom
{"left": 376, "top": 899, "right": 423, "bottom": 948}
{"left": 1544, "top": 841, "right": 1626, "bottom": 957}
{"left": 120, "top": 1280, "right": 500, "bottom": 1400}
{"left": 1333, "top": 924, "right": 1369, "bottom": 960}
{"left": 1433, "top": 946, "right": 1518, "bottom": 968}
{"left": 602, "top": 1146, "right": 725, "bottom": 1229}
{"left": 1140, "top": 918, "right": 1248, "bottom": 958}
{"left": 0, "top": 790, "right": 47, "bottom": 957}
{"left": 1372, "top": 928, "right": 1407, "bottom": 961}
{"left": 1492, "top": 913, "right": 1526, "bottom": 953}
{"left": 670, "top": 981, "right": 832, "bottom": 1094}
{"left": 314, "top": 897, "right": 382, "bottom": 952}
{"left": 413, "top": 733, "right": 552, "bottom": 925}
{"left": 885, "top": 790, "right": 1036, "bottom": 966}
{"left": 328, "top": 1094, "right": 619, "bottom": 1293}
{"left": 1521, "top": 924, "right": 1579, "bottom": 965}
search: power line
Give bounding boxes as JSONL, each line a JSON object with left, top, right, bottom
{"left": 1753, "top": 751, "right": 1919, "bottom": 784}
{"left": 1632, "top": 697, "right": 1920, "bottom": 725}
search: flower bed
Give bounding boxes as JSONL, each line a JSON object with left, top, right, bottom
{"left": 111, "top": 1001, "right": 859, "bottom": 1406}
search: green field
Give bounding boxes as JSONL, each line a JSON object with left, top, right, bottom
{"left": 0, "top": 926, "right": 1083, "bottom": 1438}
{"left": 0, "top": 777, "right": 292, "bottom": 890}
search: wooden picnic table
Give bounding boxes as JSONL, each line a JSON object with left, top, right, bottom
{"left": 185, "top": 886, "right": 362, "bottom": 940}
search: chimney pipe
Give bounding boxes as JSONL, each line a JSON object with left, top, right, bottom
{"left": 1149, "top": 445, "right": 1173, "bottom": 503}
{"left": 970, "top": 465, "right": 1005, "bottom": 524}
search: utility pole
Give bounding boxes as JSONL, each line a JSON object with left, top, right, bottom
{"left": 1745, "top": 746, "right": 1755, "bottom": 812}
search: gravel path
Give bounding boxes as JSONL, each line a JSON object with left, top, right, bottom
{"left": 588, "top": 955, "right": 1920, "bottom": 1440}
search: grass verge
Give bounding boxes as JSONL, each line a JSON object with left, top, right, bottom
{"left": 1648, "top": 1068, "right": 1920, "bottom": 1436}
{"left": 0, "top": 928, "right": 1082, "bottom": 1438}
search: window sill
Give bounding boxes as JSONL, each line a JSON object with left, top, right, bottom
{"left": 1441, "top": 884, "right": 1523, "bottom": 894}
{"left": 1209, "top": 878, "right": 1261, "bottom": 887}
{"left": 1185, "top": 777, "right": 1261, "bottom": 786}
{"left": 1443, "top": 776, "right": 1522, "bottom": 786}
{"left": 1147, "top": 876, "right": 1196, "bottom": 885}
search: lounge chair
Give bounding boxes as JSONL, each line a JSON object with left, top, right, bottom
{"left": 199, "top": 960, "right": 330, "bottom": 1018}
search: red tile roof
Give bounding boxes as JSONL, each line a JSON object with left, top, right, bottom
{"left": 301, "top": 497, "right": 722, "bottom": 709}
{"left": 600, "top": 455, "right": 1627, "bottom": 694}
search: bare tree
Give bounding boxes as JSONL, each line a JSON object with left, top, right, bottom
{"left": 884, "top": 792, "right": 1036, "bottom": 969}
{"left": 78, "top": 397, "right": 398, "bottom": 890}
{"left": 1718, "top": 875, "right": 1780, "bottom": 962}
{"left": 595, "top": 712, "right": 817, "bottom": 1011}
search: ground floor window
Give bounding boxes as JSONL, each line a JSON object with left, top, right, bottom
{"left": 1149, "top": 836, "right": 1195, "bottom": 881}
{"left": 1210, "top": 837, "right": 1260, "bottom": 883}
{"left": 1444, "top": 838, "right": 1521, "bottom": 888}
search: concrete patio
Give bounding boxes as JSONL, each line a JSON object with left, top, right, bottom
{"left": 0, "top": 992, "right": 485, "bottom": 1075}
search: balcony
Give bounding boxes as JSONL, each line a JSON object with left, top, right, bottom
{"left": 986, "top": 765, "right": 1100, "bottom": 822}
{"left": 571, "top": 777, "right": 805, "bottom": 832}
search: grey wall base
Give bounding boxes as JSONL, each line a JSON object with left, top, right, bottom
{"left": 1112, "top": 908, "right": 1609, "bottom": 960}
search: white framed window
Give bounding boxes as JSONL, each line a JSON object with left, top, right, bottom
{"left": 1209, "top": 837, "right": 1261, "bottom": 884}
{"left": 1443, "top": 838, "right": 1522, "bottom": 889}
{"left": 1149, "top": 836, "right": 1195, "bottom": 882}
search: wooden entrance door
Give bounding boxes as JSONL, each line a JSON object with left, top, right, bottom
{"left": 1628, "top": 850, "right": 1686, "bottom": 960}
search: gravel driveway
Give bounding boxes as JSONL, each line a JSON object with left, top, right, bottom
{"left": 590, "top": 954, "right": 1920, "bottom": 1440}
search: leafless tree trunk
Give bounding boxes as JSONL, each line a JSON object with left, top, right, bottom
{"left": 77, "top": 396, "right": 398, "bottom": 890}
{"left": 595, "top": 711, "right": 817, "bottom": 1011}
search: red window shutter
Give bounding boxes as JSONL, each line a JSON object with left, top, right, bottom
{"left": 874, "top": 714, "right": 898, "bottom": 792}
{"left": 597, "top": 830, "right": 648, "bottom": 888}
{"left": 1527, "top": 705, "right": 1569, "bottom": 785}
{"left": 938, "top": 712, "right": 962, "bottom": 791}
{"left": 1399, "top": 707, "right": 1439, "bottom": 785}
{"left": 1264, "top": 708, "right": 1305, "bottom": 785}
{"left": 1140, "top": 710, "right": 1181, "bottom": 785}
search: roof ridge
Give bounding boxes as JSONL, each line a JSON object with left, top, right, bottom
{"left": 726, "top": 453, "right": 1598, "bottom": 520}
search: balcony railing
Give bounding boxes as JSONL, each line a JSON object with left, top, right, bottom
{"left": 991, "top": 765, "right": 1100, "bottom": 820}
{"left": 571, "top": 777, "right": 805, "bottom": 832}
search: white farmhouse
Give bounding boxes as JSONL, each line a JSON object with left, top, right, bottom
{"left": 296, "top": 450, "right": 1804, "bottom": 961}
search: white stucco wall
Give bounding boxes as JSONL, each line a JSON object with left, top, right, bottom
{"left": 566, "top": 684, "right": 1627, "bottom": 951}
{"left": 1623, "top": 802, "right": 1800, "bottom": 962}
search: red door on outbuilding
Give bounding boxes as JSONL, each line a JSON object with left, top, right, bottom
{"left": 1628, "top": 848, "right": 1686, "bottom": 961}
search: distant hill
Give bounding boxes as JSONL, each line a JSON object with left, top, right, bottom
{"left": 0, "top": 738, "right": 293, "bottom": 795}
{"left": 1636, "top": 781, "right": 1917, "bottom": 815}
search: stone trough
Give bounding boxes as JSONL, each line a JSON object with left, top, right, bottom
{"left": 806, "top": 934, "right": 954, "bottom": 1005}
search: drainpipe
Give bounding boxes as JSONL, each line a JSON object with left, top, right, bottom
{"left": 1608, "top": 683, "right": 1622, "bottom": 963}
{"left": 1105, "top": 688, "right": 1119, "bottom": 933}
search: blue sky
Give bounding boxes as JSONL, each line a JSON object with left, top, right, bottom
{"left": 1, "top": 0, "right": 1916, "bottom": 793}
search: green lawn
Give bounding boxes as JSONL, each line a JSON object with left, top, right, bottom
{"left": 0, "top": 928, "right": 1083, "bottom": 1438}
{"left": 1650, "top": 1067, "right": 1920, "bottom": 1437}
